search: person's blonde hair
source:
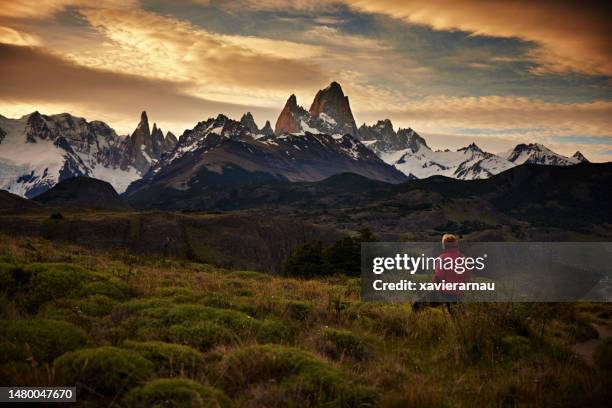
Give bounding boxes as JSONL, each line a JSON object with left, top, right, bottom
{"left": 442, "top": 233, "right": 459, "bottom": 249}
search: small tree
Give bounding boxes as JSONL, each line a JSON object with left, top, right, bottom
{"left": 282, "top": 241, "right": 326, "bottom": 278}
{"left": 325, "top": 228, "right": 378, "bottom": 277}
{"left": 284, "top": 229, "right": 378, "bottom": 278}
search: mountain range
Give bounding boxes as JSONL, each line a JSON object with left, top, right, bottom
{"left": 0, "top": 110, "right": 176, "bottom": 197}
{"left": 0, "top": 82, "right": 590, "bottom": 198}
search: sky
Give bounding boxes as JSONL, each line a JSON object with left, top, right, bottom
{"left": 0, "top": 0, "right": 611, "bottom": 161}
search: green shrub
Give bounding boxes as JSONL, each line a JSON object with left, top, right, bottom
{"left": 143, "top": 304, "right": 293, "bottom": 346}
{"left": 165, "top": 322, "right": 234, "bottom": 351}
{"left": 76, "top": 295, "right": 119, "bottom": 317}
{"left": 123, "top": 341, "right": 206, "bottom": 376}
{"left": 323, "top": 228, "right": 377, "bottom": 277}
{"left": 282, "top": 241, "right": 326, "bottom": 278}
{"left": 164, "top": 305, "right": 252, "bottom": 329}
{"left": 36, "top": 303, "right": 88, "bottom": 327}
{"left": 593, "top": 338, "right": 612, "bottom": 370}
{"left": 283, "top": 230, "right": 377, "bottom": 278}
{"left": 155, "top": 287, "right": 199, "bottom": 303}
{"left": 22, "top": 263, "right": 91, "bottom": 310}
{"left": 318, "top": 328, "right": 374, "bottom": 361}
{"left": 124, "top": 378, "right": 232, "bottom": 408}
{"left": 54, "top": 346, "right": 154, "bottom": 396}
{"left": 220, "top": 344, "right": 375, "bottom": 406}
{"left": 0, "top": 319, "right": 88, "bottom": 363}
{"left": 255, "top": 318, "right": 295, "bottom": 343}
{"left": 120, "top": 297, "right": 175, "bottom": 313}
{"left": 80, "top": 278, "right": 129, "bottom": 300}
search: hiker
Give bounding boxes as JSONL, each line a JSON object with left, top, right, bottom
{"left": 413, "top": 233, "right": 469, "bottom": 312}
{"left": 433, "top": 233, "right": 470, "bottom": 310}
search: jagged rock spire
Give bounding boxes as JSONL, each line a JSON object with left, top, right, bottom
{"left": 309, "top": 81, "right": 359, "bottom": 137}
{"left": 275, "top": 94, "right": 308, "bottom": 135}
{"left": 261, "top": 120, "right": 274, "bottom": 136}
{"left": 240, "top": 112, "right": 259, "bottom": 133}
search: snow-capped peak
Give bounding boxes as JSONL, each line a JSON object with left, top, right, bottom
{"left": 572, "top": 151, "right": 589, "bottom": 163}
{"left": 505, "top": 143, "right": 578, "bottom": 166}
{"left": 0, "top": 112, "right": 141, "bottom": 197}
{"left": 458, "top": 142, "right": 483, "bottom": 154}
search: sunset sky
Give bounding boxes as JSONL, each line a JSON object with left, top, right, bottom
{"left": 1, "top": 0, "right": 611, "bottom": 160}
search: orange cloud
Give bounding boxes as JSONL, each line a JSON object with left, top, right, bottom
{"left": 344, "top": 0, "right": 612, "bottom": 75}
{"left": 77, "top": 8, "right": 328, "bottom": 95}
{"left": 0, "top": 0, "right": 136, "bottom": 19}
{"left": 359, "top": 95, "right": 612, "bottom": 146}
{"left": 0, "top": 26, "right": 39, "bottom": 46}
{"left": 0, "top": 43, "right": 277, "bottom": 134}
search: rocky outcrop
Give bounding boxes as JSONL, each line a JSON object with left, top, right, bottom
{"left": 358, "top": 119, "right": 427, "bottom": 153}
{"left": 572, "top": 151, "right": 589, "bottom": 163}
{"left": 240, "top": 112, "right": 259, "bottom": 133}
{"left": 261, "top": 121, "right": 274, "bottom": 136}
{"left": 274, "top": 94, "right": 309, "bottom": 135}
{"left": 163, "top": 131, "right": 177, "bottom": 153}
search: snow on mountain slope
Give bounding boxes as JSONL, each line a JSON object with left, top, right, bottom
{"left": 503, "top": 143, "right": 580, "bottom": 166}
{"left": 359, "top": 117, "right": 586, "bottom": 180}
{"left": 384, "top": 142, "right": 513, "bottom": 180}
{"left": 0, "top": 113, "right": 141, "bottom": 197}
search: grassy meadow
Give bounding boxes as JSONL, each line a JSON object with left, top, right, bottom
{"left": 0, "top": 233, "right": 611, "bottom": 407}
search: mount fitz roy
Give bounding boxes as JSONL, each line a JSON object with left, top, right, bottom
{"left": 0, "top": 82, "right": 589, "bottom": 198}
{"left": 272, "top": 81, "right": 587, "bottom": 180}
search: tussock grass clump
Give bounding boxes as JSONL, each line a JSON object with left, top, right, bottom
{"left": 0, "top": 319, "right": 88, "bottom": 363}
{"left": 123, "top": 378, "right": 232, "bottom": 408}
{"left": 54, "top": 346, "right": 154, "bottom": 396}
{"left": 347, "top": 303, "right": 412, "bottom": 337}
{"left": 317, "top": 328, "right": 374, "bottom": 362}
{"left": 122, "top": 340, "right": 206, "bottom": 377}
{"left": 594, "top": 338, "right": 612, "bottom": 370}
{"left": 219, "top": 344, "right": 376, "bottom": 407}
{"left": 500, "top": 335, "right": 531, "bottom": 358}
{"left": 0, "top": 262, "right": 16, "bottom": 292}
{"left": 283, "top": 300, "right": 314, "bottom": 320}
{"left": 257, "top": 299, "right": 317, "bottom": 322}
{"left": 0, "top": 361, "right": 59, "bottom": 387}
{"left": 407, "top": 307, "right": 451, "bottom": 344}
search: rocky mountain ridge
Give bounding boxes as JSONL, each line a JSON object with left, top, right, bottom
{"left": 126, "top": 113, "right": 407, "bottom": 205}
{"left": 356, "top": 117, "right": 587, "bottom": 180}
{"left": 0, "top": 81, "right": 594, "bottom": 197}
